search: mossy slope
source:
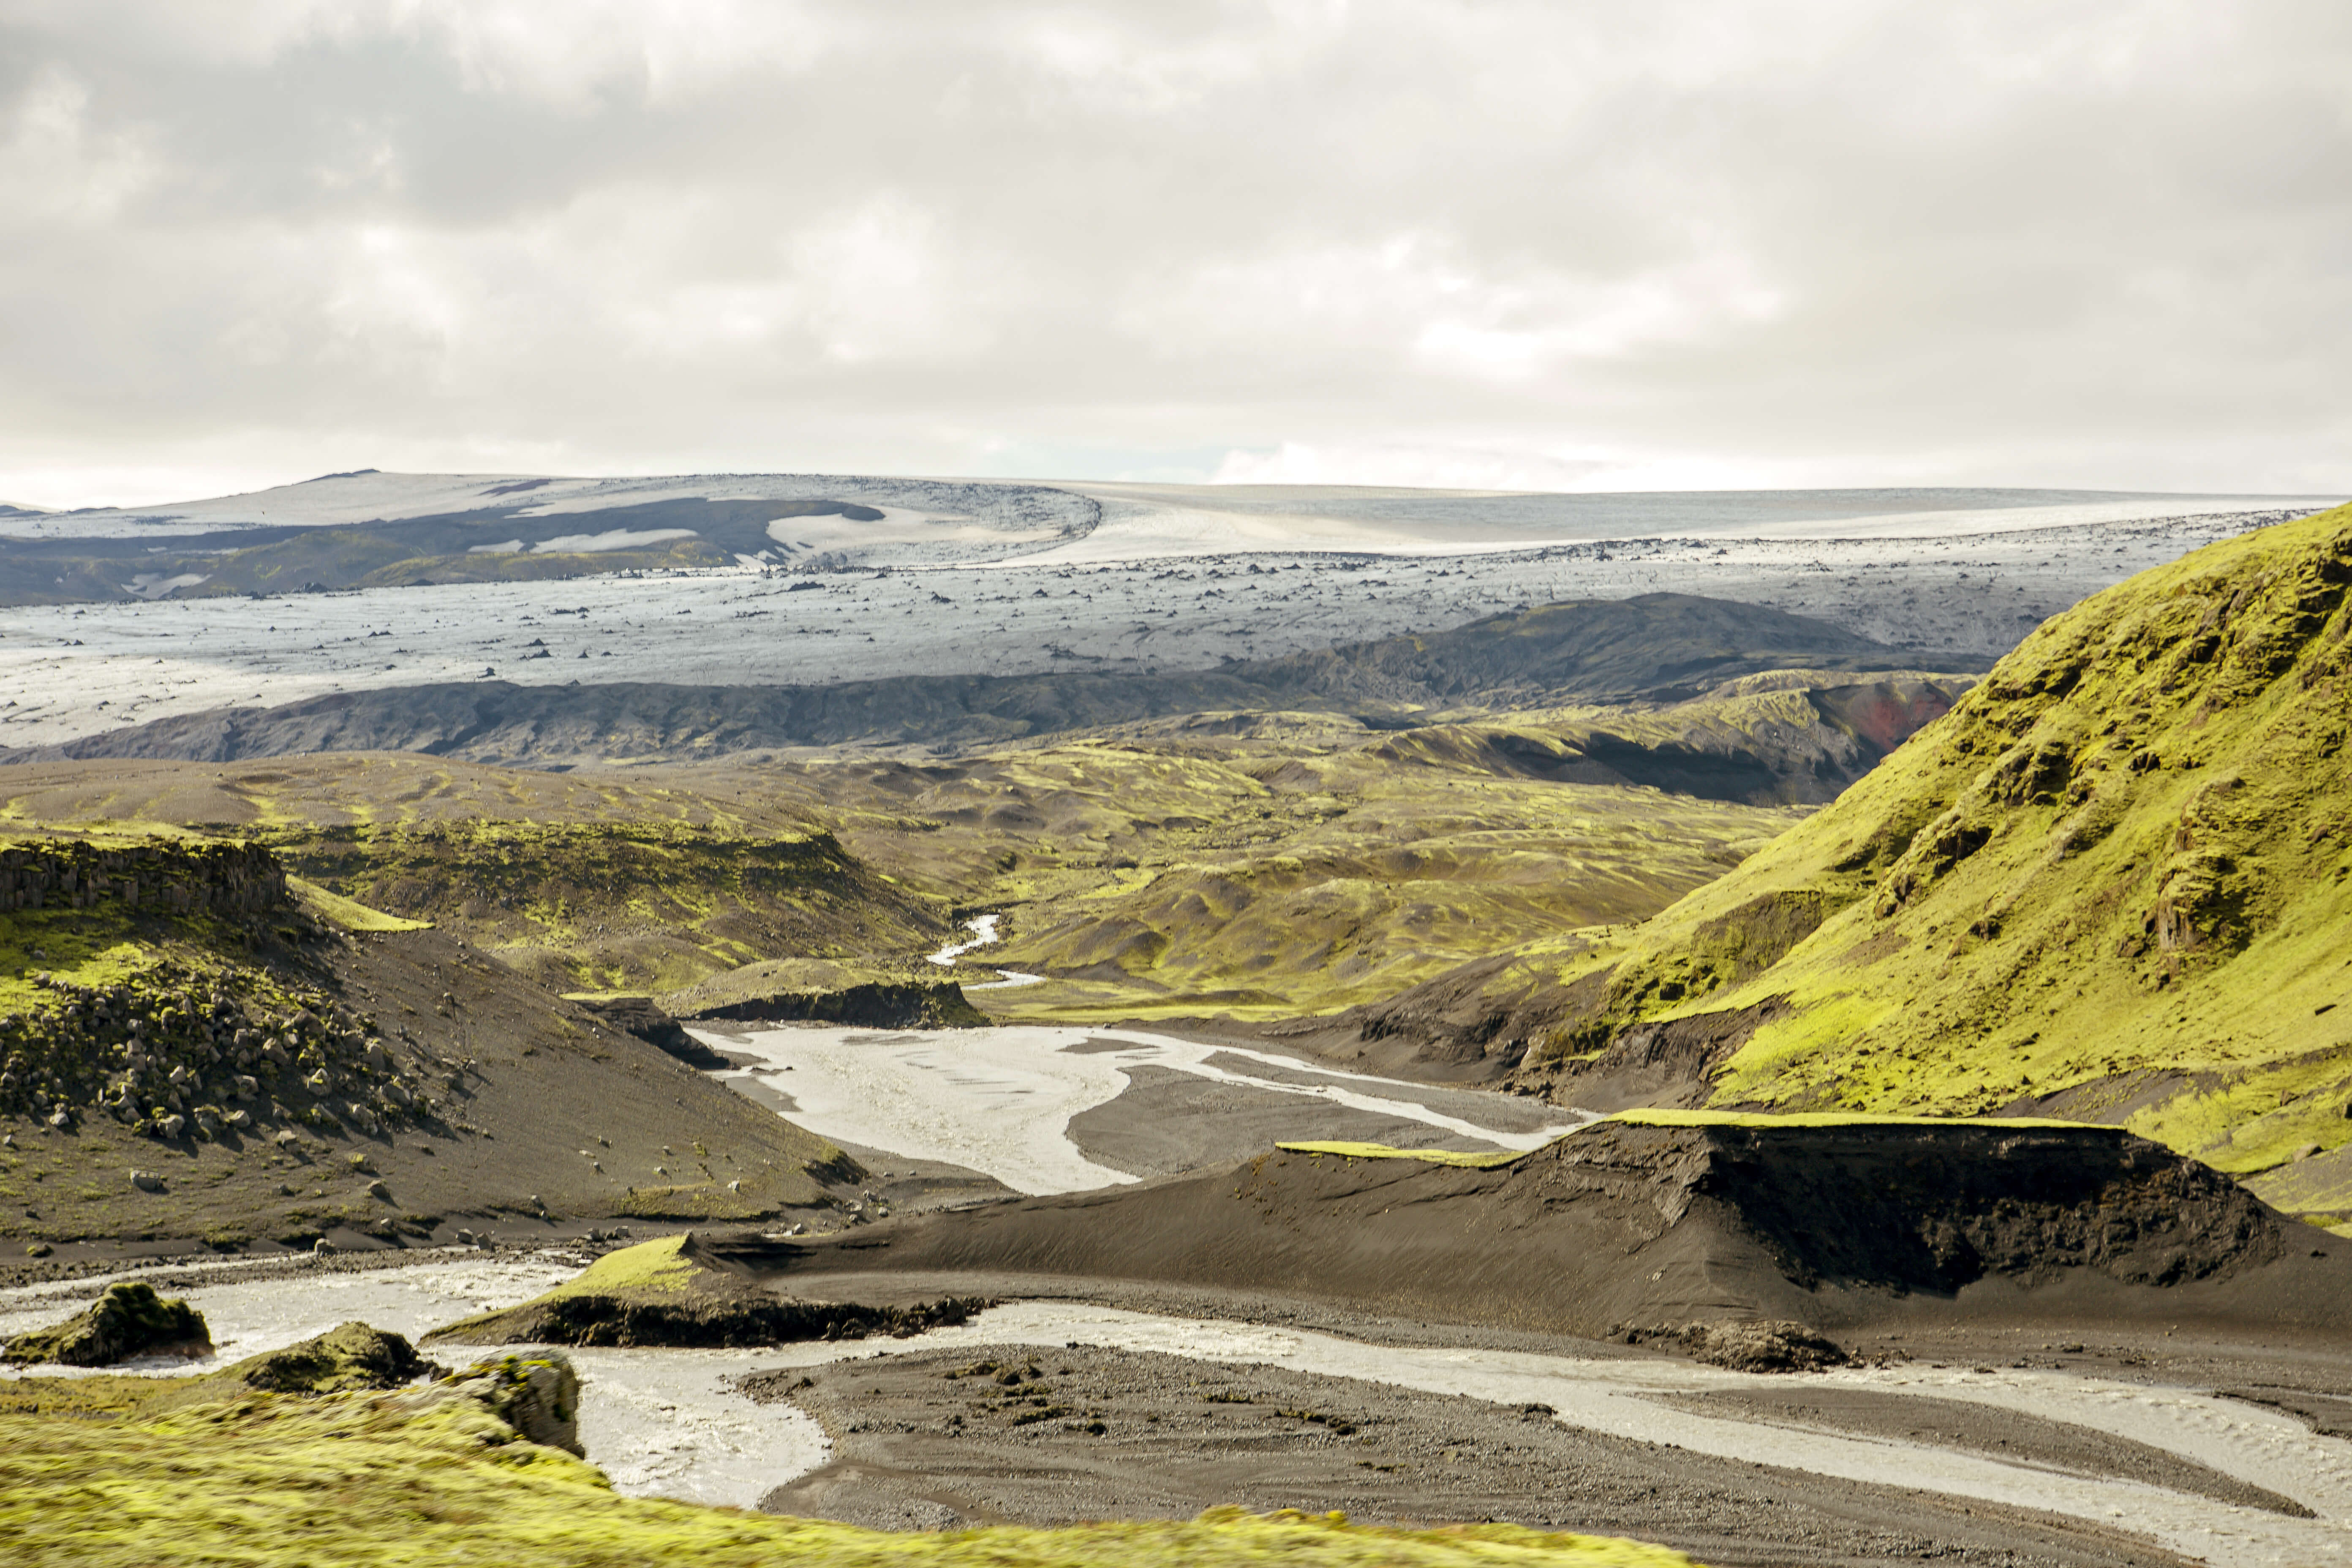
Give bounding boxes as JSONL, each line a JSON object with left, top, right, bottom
{"left": 1493, "top": 504, "right": 2352, "bottom": 1210}
{"left": 0, "top": 827, "right": 860, "bottom": 1252}
{"left": 0, "top": 1377, "right": 1699, "bottom": 1568}
{"left": 0, "top": 754, "right": 946, "bottom": 995}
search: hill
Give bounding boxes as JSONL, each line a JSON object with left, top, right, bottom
{"left": 1357, "top": 504, "right": 2352, "bottom": 1219}
{"left": 1, "top": 594, "right": 1971, "bottom": 768}
{"left": 741, "top": 1116, "right": 2352, "bottom": 1342}
{"left": 0, "top": 829, "right": 863, "bottom": 1261}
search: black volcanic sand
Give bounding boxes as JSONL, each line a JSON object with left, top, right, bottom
{"left": 748, "top": 1342, "right": 2197, "bottom": 1568}
{"left": 716, "top": 1121, "right": 2352, "bottom": 1345}
{"left": 1060, "top": 1058, "right": 1564, "bottom": 1179}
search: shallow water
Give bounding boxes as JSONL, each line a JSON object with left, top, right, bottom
{"left": 906, "top": 1303, "right": 2352, "bottom": 1568}
{"left": 697, "top": 1024, "right": 1587, "bottom": 1195}
{"left": 926, "top": 913, "right": 1003, "bottom": 967}
{"left": 10, "top": 1258, "right": 2346, "bottom": 1560}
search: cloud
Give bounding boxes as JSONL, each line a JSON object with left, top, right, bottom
{"left": 0, "top": 0, "right": 2347, "bottom": 506}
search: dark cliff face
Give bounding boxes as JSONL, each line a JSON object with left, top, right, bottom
{"left": 1, "top": 838, "right": 286, "bottom": 917}
{"left": 1648, "top": 1120, "right": 2286, "bottom": 1292}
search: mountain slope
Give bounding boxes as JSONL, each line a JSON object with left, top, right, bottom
{"left": 1474, "top": 504, "right": 2352, "bottom": 1212}
{"left": 2, "top": 593, "right": 1969, "bottom": 767}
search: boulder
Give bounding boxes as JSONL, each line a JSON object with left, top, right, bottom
{"left": 3, "top": 1282, "right": 211, "bottom": 1367}
{"left": 392, "top": 1352, "right": 584, "bottom": 1456}
{"left": 1678, "top": 1319, "right": 1849, "bottom": 1374}
{"left": 224, "top": 1322, "right": 436, "bottom": 1396}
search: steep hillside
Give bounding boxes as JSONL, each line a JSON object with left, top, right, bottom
{"left": 3, "top": 593, "right": 1968, "bottom": 767}
{"left": 1451, "top": 504, "right": 2352, "bottom": 1216}
{"left": 0, "top": 829, "right": 860, "bottom": 1260}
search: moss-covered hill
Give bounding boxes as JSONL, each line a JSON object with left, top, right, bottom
{"left": 0, "top": 754, "right": 946, "bottom": 995}
{"left": 0, "top": 828, "right": 860, "bottom": 1258}
{"left": 0, "top": 676, "right": 1941, "bottom": 1026}
{"left": 1476, "top": 503, "right": 2352, "bottom": 1219}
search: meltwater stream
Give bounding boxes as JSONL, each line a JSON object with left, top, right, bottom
{"left": 6, "top": 1266, "right": 2347, "bottom": 1565}
{"left": 696, "top": 1024, "right": 1588, "bottom": 1194}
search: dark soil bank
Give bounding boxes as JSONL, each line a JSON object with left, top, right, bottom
{"left": 749, "top": 1343, "right": 2192, "bottom": 1568}
{"left": 730, "top": 1120, "right": 2352, "bottom": 1341}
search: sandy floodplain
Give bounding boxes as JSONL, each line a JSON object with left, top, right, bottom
{"left": 10, "top": 1256, "right": 2352, "bottom": 1565}
{"left": 694, "top": 1024, "right": 1585, "bottom": 1195}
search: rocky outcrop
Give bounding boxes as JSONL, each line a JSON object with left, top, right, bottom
{"left": 3, "top": 1281, "right": 211, "bottom": 1366}
{"left": 223, "top": 1321, "right": 437, "bottom": 1395}
{"left": 0, "top": 958, "right": 436, "bottom": 1140}
{"left": 430, "top": 1231, "right": 989, "bottom": 1349}
{"left": 679, "top": 980, "right": 987, "bottom": 1031}
{"left": 0, "top": 837, "right": 285, "bottom": 915}
{"left": 1670, "top": 1319, "right": 1849, "bottom": 1374}
{"left": 663, "top": 958, "right": 991, "bottom": 1031}
{"left": 387, "top": 1350, "right": 585, "bottom": 1456}
{"left": 443, "top": 1287, "right": 990, "bottom": 1350}
{"left": 566, "top": 994, "right": 730, "bottom": 1068}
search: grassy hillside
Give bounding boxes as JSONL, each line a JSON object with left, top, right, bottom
{"left": 1488, "top": 503, "right": 2352, "bottom": 1216}
{"left": 0, "top": 756, "right": 945, "bottom": 995}
{"left": 970, "top": 740, "right": 1799, "bottom": 1022}
{"left": 0, "top": 713, "right": 1822, "bottom": 1025}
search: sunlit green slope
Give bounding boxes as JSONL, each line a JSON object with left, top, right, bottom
{"left": 0, "top": 1385, "right": 1697, "bottom": 1568}
{"left": 1506, "top": 503, "right": 2352, "bottom": 1209}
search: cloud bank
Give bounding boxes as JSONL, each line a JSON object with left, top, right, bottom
{"left": 2, "top": 0, "right": 2347, "bottom": 506}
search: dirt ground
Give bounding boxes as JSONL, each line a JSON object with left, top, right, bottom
{"left": 749, "top": 1341, "right": 2198, "bottom": 1568}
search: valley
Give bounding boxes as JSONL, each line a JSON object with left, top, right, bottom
{"left": 5, "top": 475, "right": 2351, "bottom": 1568}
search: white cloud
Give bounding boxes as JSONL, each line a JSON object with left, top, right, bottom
{"left": 0, "top": 0, "right": 2347, "bottom": 503}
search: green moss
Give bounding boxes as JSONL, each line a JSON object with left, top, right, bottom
{"left": 540, "top": 1233, "right": 697, "bottom": 1297}
{"left": 0, "top": 1385, "right": 1702, "bottom": 1566}
{"left": 253, "top": 820, "right": 940, "bottom": 994}
{"left": 286, "top": 877, "right": 432, "bottom": 932}
{"left": 1508, "top": 504, "right": 2352, "bottom": 1210}
{"left": 1277, "top": 1141, "right": 1536, "bottom": 1168}
{"left": 1608, "top": 1109, "right": 2104, "bottom": 1131}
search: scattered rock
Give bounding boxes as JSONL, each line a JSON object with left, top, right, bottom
{"left": 3, "top": 1282, "right": 212, "bottom": 1367}
{"left": 1678, "top": 1320, "right": 1849, "bottom": 1374}
{"left": 392, "top": 1352, "right": 585, "bottom": 1456}
{"left": 130, "top": 1169, "right": 165, "bottom": 1193}
{"left": 222, "top": 1321, "right": 437, "bottom": 1396}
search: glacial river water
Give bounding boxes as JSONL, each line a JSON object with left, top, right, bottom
{"left": 698, "top": 1023, "right": 1587, "bottom": 1194}
{"left": 5, "top": 1262, "right": 2349, "bottom": 1565}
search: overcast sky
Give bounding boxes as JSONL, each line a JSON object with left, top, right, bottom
{"left": 2, "top": 0, "right": 2347, "bottom": 509}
